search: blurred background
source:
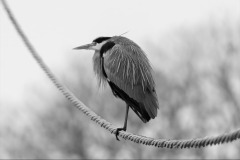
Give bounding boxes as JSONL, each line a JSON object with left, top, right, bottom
{"left": 0, "top": 0, "right": 240, "bottom": 158}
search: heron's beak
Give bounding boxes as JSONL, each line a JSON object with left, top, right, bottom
{"left": 73, "top": 42, "right": 96, "bottom": 50}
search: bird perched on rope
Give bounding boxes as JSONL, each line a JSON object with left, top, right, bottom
{"left": 74, "top": 36, "right": 159, "bottom": 140}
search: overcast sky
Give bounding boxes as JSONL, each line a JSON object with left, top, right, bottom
{"left": 0, "top": 0, "right": 239, "bottom": 105}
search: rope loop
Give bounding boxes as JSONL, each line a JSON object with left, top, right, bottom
{"left": 1, "top": 0, "right": 240, "bottom": 148}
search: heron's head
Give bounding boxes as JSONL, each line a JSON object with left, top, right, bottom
{"left": 73, "top": 37, "right": 111, "bottom": 51}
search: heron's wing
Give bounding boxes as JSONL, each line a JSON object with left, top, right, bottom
{"left": 104, "top": 44, "right": 159, "bottom": 121}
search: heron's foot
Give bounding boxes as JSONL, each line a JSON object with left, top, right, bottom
{"left": 115, "top": 127, "right": 126, "bottom": 141}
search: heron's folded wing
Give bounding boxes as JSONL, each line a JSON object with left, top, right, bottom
{"left": 104, "top": 44, "right": 159, "bottom": 119}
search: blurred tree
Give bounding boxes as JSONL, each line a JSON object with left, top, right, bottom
{"left": 1, "top": 19, "right": 240, "bottom": 159}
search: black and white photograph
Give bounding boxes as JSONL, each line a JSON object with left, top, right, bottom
{"left": 0, "top": 0, "right": 240, "bottom": 159}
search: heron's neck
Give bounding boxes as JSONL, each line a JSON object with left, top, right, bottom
{"left": 92, "top": 51, "right": 106, "bottom": 86}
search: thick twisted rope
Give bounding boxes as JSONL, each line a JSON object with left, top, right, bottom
{"left": 2, "top": 0, "right": 240, "bottom": 149}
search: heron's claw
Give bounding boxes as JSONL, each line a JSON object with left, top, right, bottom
{"left": 115, "top": 127, "right": 126, "bottom": 141}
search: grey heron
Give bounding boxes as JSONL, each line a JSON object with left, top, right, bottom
{"left": 74, "top": 36, "right": 159, "bottom": 140}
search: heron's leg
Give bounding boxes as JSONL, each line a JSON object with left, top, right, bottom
{"left": 116, "top": 104, "right": 129, "bottom": 141}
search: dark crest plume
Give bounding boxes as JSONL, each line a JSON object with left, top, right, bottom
{"left": 93, "top": 37, "right": 111, "bottom": 43}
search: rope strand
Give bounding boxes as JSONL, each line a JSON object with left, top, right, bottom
{"left": 1, "top": 0, "right": 240, "bottom": 148}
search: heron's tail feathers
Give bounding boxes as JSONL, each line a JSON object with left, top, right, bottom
{"left": 107, "top": 80, "right": 158, "bottom": 123}
{"left": 130, "top": 92, "right": 159, "bottom": 123}
{"left": 129, "top": 104, "right": 150, "bottom": 123}
{"left": 143, "top": 92, "right": 159, "bottom": 118}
